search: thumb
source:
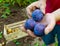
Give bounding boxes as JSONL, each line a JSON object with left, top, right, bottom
{"left": 27, "top": 30, "right": 37, "bottom": 38}
{"left": 44, "top": 21, "right": 56, "bottom": 34}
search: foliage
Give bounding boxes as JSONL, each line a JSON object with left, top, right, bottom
{"left": 0, "top": 0, "right": 11, "bottom": 19}
{"left": 13, "top": 39, "right": 21, "bottom": 46}
{"left": 0, "top": 0, "right": 37, "bottom": 19}
{"left": 1, "top": 8, "right": 11, "bottom": 19}
{"left": 0, "top": 0, "right": 37, "bottom": 7}
{"left": 34, "top": 42, "right": 40, "bottom": 46}
{"left": 15, "top": 0, "right": 37, "bottom": 7}
{"left": 0, "top": 32, "right": 3, "bottom": 39}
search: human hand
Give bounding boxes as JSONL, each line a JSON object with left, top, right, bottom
{"left": 21, "top": 26, "right": 37, "bottom": 38}
{"left": 44, "top": 13, "right": 56, "bottom": 34}
{"left": 26, "top": 1, "right": 40, "bottom": 18}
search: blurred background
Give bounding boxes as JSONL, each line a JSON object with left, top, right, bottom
{"left": 0, "top": 0, "right": 58, "bottom": 46}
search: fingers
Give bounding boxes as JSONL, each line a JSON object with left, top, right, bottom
{"left": 21, "top": 26, "right": 37, "bottom": 38}
{"left": 44, "top": 16, "right": 56, "bottom": 34}
{"left": 44, "top": 27, "right": 51, "bottom": 34}
{"left": 39, "top": 0, "right": 46, "bottom": 14}
{"left": 39, "top": 37, "right": 42, "bottom": 41}
{"left": 27, "top": 30, "right": 37, "bottom": 38}
{"left": 26, "top": 1, "right": 40, "bottom": 18}
{"left": 26, "top": 7, "right": 32, "bottom": 18}
{"left": 44, "top": 23, "right": 56, "bottom": 34}
{"left": 20, "top": 26, "right": 27, "bottom": 33}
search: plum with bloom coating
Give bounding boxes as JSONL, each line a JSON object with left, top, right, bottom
{"left": 25, "top": 19, "right": 37, "bottom": 31}
{"left": 32, "top": 9, "right": 43, "bottom": 22}
{"left": 34, "top": 23, "right": 46, "bottom": 37}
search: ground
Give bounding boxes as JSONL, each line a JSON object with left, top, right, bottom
{"left": 0, "top": 6, "right": 58, "bottom": 46}
{"left": 0, "top": 7, "right": 43, "bottom": 46}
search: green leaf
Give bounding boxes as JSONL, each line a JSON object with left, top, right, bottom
{"left": 11, "top": 0, "right": 13, "bottom": 2}
{"left": 5, "top": 0, "right": 10, "bottom": 2}
{"left": 16, "top": 0, "right": 21, "bottom": 6}
{"left": 16, "top": 42, "right": 20, "bottom": 45}
{"left": 13, "top": 39, "right": 17, "bottom": 43}
{"left": 3, "top": 3, "right": 10, "bottom": 7}
{"left": 12, "top": 1, "right": 15, "bottom": 5}
{"left": 34, "top": 42, "right": 39, "bottom": 46}
{"left": 0, "top": 32, "right": 2, "bottom": 35}
{"left": 0, "top": 35, "right": 2, "bottom": 39}
{"left": 1, "top": 14, "right": 8, "bottom": 19}
{"left": 0, "top": 0, "right": 3, "bottom": 3}
{"left": 5, "top": 8, "right": 11, "bottom": 15}
{"left": 42, "top": 43, "right": 46, "bottom": 46}
{"left": 55, "top": 42, "right": 58, "bottom": 46}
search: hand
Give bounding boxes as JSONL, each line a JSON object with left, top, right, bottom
{"left": 44, "top": 27, "right": 52, "bottom": 34}
{"left": 26, "top": 1, "right": 40, "bottom": 18}
{"left": 21, "top": 26, "right": 37, "bottom": 38}
{"left": 20, "top": 26, "right": 27, "bottom": 33}
{"left": 39, "top": 0, "right": 46, "bottom": 14}
{"left": 27, "top": 30, "right": 37, "bottom": 38}
{"left": 44, "top": 13, "right": 56, "bottom": 35}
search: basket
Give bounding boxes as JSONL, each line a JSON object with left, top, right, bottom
{"left": 4, "top": 20, "right": 28, "bottom": 43}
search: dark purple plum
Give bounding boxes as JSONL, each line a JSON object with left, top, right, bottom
{"left": 34, "top": 23, "right": 46, "bottom": 37}
{"left": 32, "top": 9, "right": 44, "bottom": 22}
{"left": 24, "top": 19, "right": 37, "bottom": 31}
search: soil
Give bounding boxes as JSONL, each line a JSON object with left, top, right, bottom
{"left": 6, "top": 36, "right": 35, "bottom": 46}
{"left": 0, "top": 8, "right": 32, "bottom": 46}
{"left": 0, "top": 7, "right": 37, "bottom": 46}
{"left": 0, "top": 7, "right": 27, "bottom": 31}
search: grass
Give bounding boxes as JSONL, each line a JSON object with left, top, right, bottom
{"left": 42, "top": 42, "right": 58, "bottom": 46}
{"left": 34, "top": 40, "right": 58, "bottom": 46}
{"left": 36, "top": 42, "right": 58, "bottom": 46}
